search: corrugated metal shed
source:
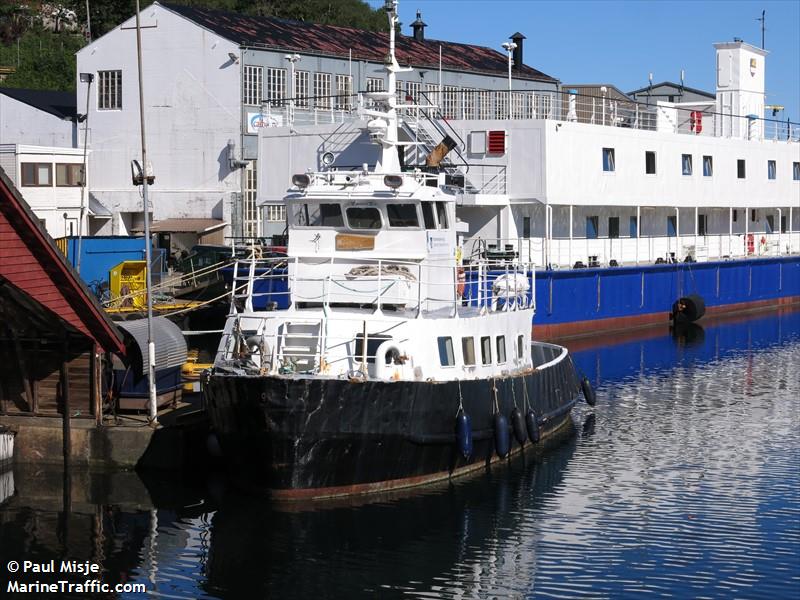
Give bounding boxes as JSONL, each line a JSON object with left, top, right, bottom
{"left": 116, "top": 317, "right": 188, "bottom": 373}
{"left": 159, "top": 2, "right": 557, "bottom": 83}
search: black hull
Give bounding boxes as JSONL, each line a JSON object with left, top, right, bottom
{"left": 204, "top": 356, "right": 581, "bottom": 499}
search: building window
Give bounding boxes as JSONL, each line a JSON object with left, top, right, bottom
{"left": 461, "top": 337, "right": 476, "bottom": 366}
{"left": 767, "top": 160, "right": 776, "bottom": 180}
{"left": 480, "top": 336, "right": 492, "bottom": 365}
{"left": 266, "top": 67, "right": 286, "bottom": 107}
{"left": 511, "top": 92, "right": 525, "bottom": 119}
{"left": 698, "top": 213, "right": 707, "bottom": 236}
{"left": 737, "top": 159, "right": 746, "bottom": 179}
{"left": 294, "top": 70, "right": 309, "bottom": 107}
{"left": 243, "top": 160, "right": 258, "bottom": 239}
{"left": 335, "top": 74, "right": 353, "bottom": 110}
{"left": 56, "top": 163, "right": 83, "bottom": 187}
{"left": 442, "top": 85, "right": 459, "bottom": 119}
{"left": 438, "top": 337, "right": 454, "bottom": 367}
{"left": 265, "top": 204, "right": 286, "bottom": 222}
{"left": 242, "top": 65, "right": 262, "bottom": 106}
{"left": 540, "top": 94, "right": 552, "bottom": 119}
{"left": 476, "top": 90, "right": 491, "bottom": 119}
{"left": 586, "top": 215, "right": 599, "bottom": 239}
{"left": 682, "top": 154, "right": 692, "bottom": 176}
{"left": 496, "top": 336, "right": 506, "bottom": 363}
{"left": 793, "top": 162, "right": 800, "bottom": 181}
{"left": 97, "top": 70, "right": 122, "bottom": 110}
{"left": 703, "top": 155, "right": 713, "bottom": 177}
{"left": 425, "top": 83, "right": 441, "bottom": 112}
{"left": 602, "top": 147, "right": 615, "bottom": 172}
{"left": 21, "top": 162, "right": 52, "bottom": 186}
{"left": 406, "top": 81, "right": 420, "bottom": 102}
{"left": 645, "top": 151, "right": 656, "bottom": 175}
{"left": 608, "top": 216, "right": 619, "bottom": 239}
{"left": 366, "top": 77, "right": 384, "bottom": 92}
{"left": 314, "top": 72, "right": 331, "bottom": 109}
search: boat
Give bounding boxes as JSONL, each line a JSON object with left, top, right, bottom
{"left": 203, "top": 1, "right": 589, "bottom": 500}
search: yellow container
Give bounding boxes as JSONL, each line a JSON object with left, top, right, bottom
{"left": 109, "top": 260, "right": 147, "bottom": 309}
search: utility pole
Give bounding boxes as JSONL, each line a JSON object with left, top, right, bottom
{"left": 134, "top": 0, "right": 158, "bottom": 425}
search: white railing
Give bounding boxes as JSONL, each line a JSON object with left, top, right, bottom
{"left": 473, "top": 233, "right": 800, "bottom": 268}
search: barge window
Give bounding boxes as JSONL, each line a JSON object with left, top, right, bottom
{"left": 608, "top": 217, "right": 619, "bottom": 239}
{"left": 794, "top": 162, "right": 800, "bottom": 181}
{"left": 767, "top": 160, "right": 776, "bottom": 180}
{"left": 703, "top": 155, "right": 713, "bottom": 177}
{"left": 682, "top": 154, "right": 692, "bottom": 176}
{"left": 586, "top": 216, "right": 598, "bottom": 239}
{"left": 737, "top": 159, "right": 746, "bottom": 179}
{"left": 421, "top": 202, "right": 436, "bottom": 229}
{"left": 517, "top": 335, "right": 525, "bottom": 360}
{"left": 387, "top": 204, "right": 419, "bottom": 228}
{"left": 435, "top": 201, "right": 449, "bottom": 228}
{"left": 602, "top": 148, "right": 615, "bottom": 172}
{"left": 496, "top": 336, "right": 507, "bottom": 364}
{"left": 346, "top": 206, "right": 382, "bottom": 229}
{"left": 645, "top": 151, "right": 656, "bottom": 175}
{"left": 438, "top": 337, "right": 455, "bottom": 367}
{"left": 462, "top": 337, "right": 476, "bottom": 366}
{"left": 480, "top": 336, "right": 492, "bottom": 365}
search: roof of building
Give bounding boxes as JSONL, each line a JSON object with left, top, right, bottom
{"left": 0, "top": 166, "right": 125, "bottom": 355}
{"left": 0, "top": 87, "right": 77, "bottom": 120}
{"left": 157, "top": 2, "right": 557, "bottom": 83}
{"left": 628, "top": 81, "right": 715, "bottom": 99}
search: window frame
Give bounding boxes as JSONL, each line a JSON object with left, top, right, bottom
{"left": 516, "top": 335, "right": 525, "bottom": 360}
{"left": 314, "top": 72, "right": 332, "bottom": 109}
{"left": 737, "top": 159, "right": 746, "bottom": 179}
{"left": 496, "top": 336, "right": 507, "bottom": 364}
{"left": 97, "top": 70, "right": 122, "bottom": 110}
{"left": 266, "top": 67, "right": 287, "bottom": 107}
{"left": 438, "top": 336, "right": 455, "bottom": 367}
{"left": 682, "top": 154, "right": 693, "bottom": 176}
{"left": 345, "top": 206, "right": 382, "bottom": 230}
{"left": 386, "top": 203, "right": 420, "bottom": 229}
{"left": 703, "top": 155, "right": 713, "bottom": 177}
{"left": 793, "top": 162, "right": 800, "bottom": 181}
{"left": 21, "top": 162, "right": 52, "bottom": 187}
{"left": 294, "top": 70, "right": 310, "bottom": 107}
{"left": 767, "top": 160, "right": 776, "bottom": 180}
{"left": 461, "top": 337, "right": 476, "bottom": 366}
{"left": 55, "top": 163, "right": 84, "bottom": 187}
{"left": 242, "top": 65, "right": 263, "bottom": 106}
{"left": 335, "top": 74, "right": 353, "bottom": 110}
{"left": 602, "top": 147, "right": 615, "bottom": 172}
{"left": 645, "top": 151, "right": 657, "bottom": 175}
{"left": 480, "top": 336, "right": 492, "bottom": 365}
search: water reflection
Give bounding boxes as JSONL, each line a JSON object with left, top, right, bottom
{"left": 0, "top": 308, "right": 798, "bottom": 599}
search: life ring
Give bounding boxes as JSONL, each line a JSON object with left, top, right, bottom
{"left": 456, "top": 267, "right": 466, "bottom": 297}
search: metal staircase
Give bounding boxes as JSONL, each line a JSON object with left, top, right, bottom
{"left": 277, "top": 320, "right": 322, "bottom": 373}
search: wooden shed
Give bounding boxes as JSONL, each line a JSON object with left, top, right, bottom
{"left": 0, "top": 166, "right": 125, "bottom": 422}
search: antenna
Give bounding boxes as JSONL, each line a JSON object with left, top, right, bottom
{"left": 756, "top": 10, "right": 765, "bottom": 49}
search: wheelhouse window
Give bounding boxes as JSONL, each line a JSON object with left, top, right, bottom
{"left": 421, "top": 202, "right": 436, "bottom": 229}
{"left": 56, "top": 163, "right": 83, "bottom": 187}
{"left": 645, "top": 151, "right": 656, "bottom": 175}
{"left": 480, "top": 336, "right": 492, "bottom": 365}
{"left": 496, "top": 336, "right": 507, "bottom": 363}
{"left": 703, "top": 155, "right": 713, "bottom": 177}
{"left": 602, "top": 147, "right": 615, "bottom": 172}
{"left": 21, "top": 162, "right": 51, "bottom": 186}
{"left": 435, "top": 201, "right": 448, "bottom": 228}
{"left": 767, "top": 160, "right": 776, "bottom": 180}
{"left": 98, "top": 70, "right": 122, "bottom": 110}
{"left": 346, "top": 206, "right": 382, "bottom": 230}
{"left": 292, "top": 202, "right": 343, "bottom": 227}
{"left": 387, "top": 204, "right": 419, "bottom": 228}
{"left": 461, "top": 337, "right": 476, "bottom": 366}
{"left": 438, "top": 336, "right": 454, "bottom": 367}
{"left": 682, "top": 154, "right": 692, "bottom": 176}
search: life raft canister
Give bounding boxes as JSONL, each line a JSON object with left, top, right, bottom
{"left": 690, "top": 111, "right": 703, "bottom": 134}
{"left": 456, "top": 267, "right": 466, "bottom": 297}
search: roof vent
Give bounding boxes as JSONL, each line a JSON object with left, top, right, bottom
{"left": 510, "top": 32, "right": 526, "bottom": 70}
{"left": 411, "top": 10, "right": 426, "bottom": 42}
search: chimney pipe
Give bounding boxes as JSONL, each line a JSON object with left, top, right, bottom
{"left": 412, "top": 10, "right": 426, "bottom": 42}
{"left": 510, "top": 32, "right": 525, "bottom": 70}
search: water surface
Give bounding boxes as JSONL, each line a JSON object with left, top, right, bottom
{"left": 1, "top": 309, "right": 798, "bottom": 598}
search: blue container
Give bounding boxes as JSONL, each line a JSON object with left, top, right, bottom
{"left": 221, "top": 265, "right": 291, "bottom": 310}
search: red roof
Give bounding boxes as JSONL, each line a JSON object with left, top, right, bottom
{"left": 0, "top": 167, "right": 126, "bottom": 354}
{"left": 158, "top": 2, "right": 557, "bottom": 83}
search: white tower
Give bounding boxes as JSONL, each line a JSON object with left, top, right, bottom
{"left": 714, "top": 40, "right": 768, "bottom": 139}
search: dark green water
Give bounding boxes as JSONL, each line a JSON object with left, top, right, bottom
{"left": 1, "top": 309, "right": 798, "bottom": 599}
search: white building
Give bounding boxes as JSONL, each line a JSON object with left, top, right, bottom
{"left": 76, "top": 2, "right": 558, "bottom": 243}
{"left": 259, "top": 39, "right": 800, "bottom": 266}
{"left": 0, "top": 87, "right": 77, "bottom": 147}
{"left": 0, "top": 144, "right": 103, "bottom": 239}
